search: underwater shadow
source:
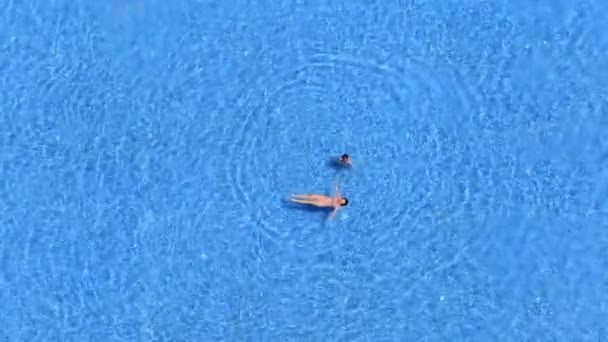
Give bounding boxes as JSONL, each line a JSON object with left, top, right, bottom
{"left": 326, "top": 157, "right": 348, "bottom": 171}
{"left": 281, "top": 198, "right": 333, "bottom": 221}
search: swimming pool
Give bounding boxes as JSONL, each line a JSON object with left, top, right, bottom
{"left": 1, "top": 0, "right": 607, "bottom": 340}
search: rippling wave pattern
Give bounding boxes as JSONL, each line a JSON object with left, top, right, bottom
{"left": 1, "top": 0, "right": 607, "bottom": 341}
{"left": 228, "top": 52, "right": 457, "bottom": 220}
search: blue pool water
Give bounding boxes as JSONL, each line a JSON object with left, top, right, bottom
{"left": 1, "top": 1, "right": 607, "bottom": 340}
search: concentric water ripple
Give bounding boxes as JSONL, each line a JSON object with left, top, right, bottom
{"left": 225, "top": 51, "right": 483, "bottom": 242}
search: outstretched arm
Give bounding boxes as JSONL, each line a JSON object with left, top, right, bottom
{"left": 330, "top": 206, "right": 339, "bottom": 219}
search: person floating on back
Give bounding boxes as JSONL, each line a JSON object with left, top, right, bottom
{"left": 290, "top": 182, "right": 348, "bottom": 219}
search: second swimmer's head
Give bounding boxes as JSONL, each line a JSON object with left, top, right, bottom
{"left": 340, "top": 154, "right": 351, "bottom": 165}
{"left": 341, "top": 197, "right": 349, "bottom": 206}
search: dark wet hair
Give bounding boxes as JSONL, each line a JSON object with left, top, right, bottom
{"left": 340, "top": 153, "right": 349, "bottom": 161}
{"left": 341, "top": 197, "right": 349, "bottom": 206}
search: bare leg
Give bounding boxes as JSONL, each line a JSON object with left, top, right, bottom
{"left": 291, "top": 194, "right": 316, "bottom": 200}
{"left": 290, "top": 198, "right": 326, "bottom": 207}
{"left": 290, "top": 198, "right": 315, "bottom": 205}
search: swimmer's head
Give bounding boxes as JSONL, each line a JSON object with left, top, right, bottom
{"left": 341, "top": 197, "right": 349, "bottom": 206}
{"left": 340, "top": 154, "right": 350, "bottom": 163}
